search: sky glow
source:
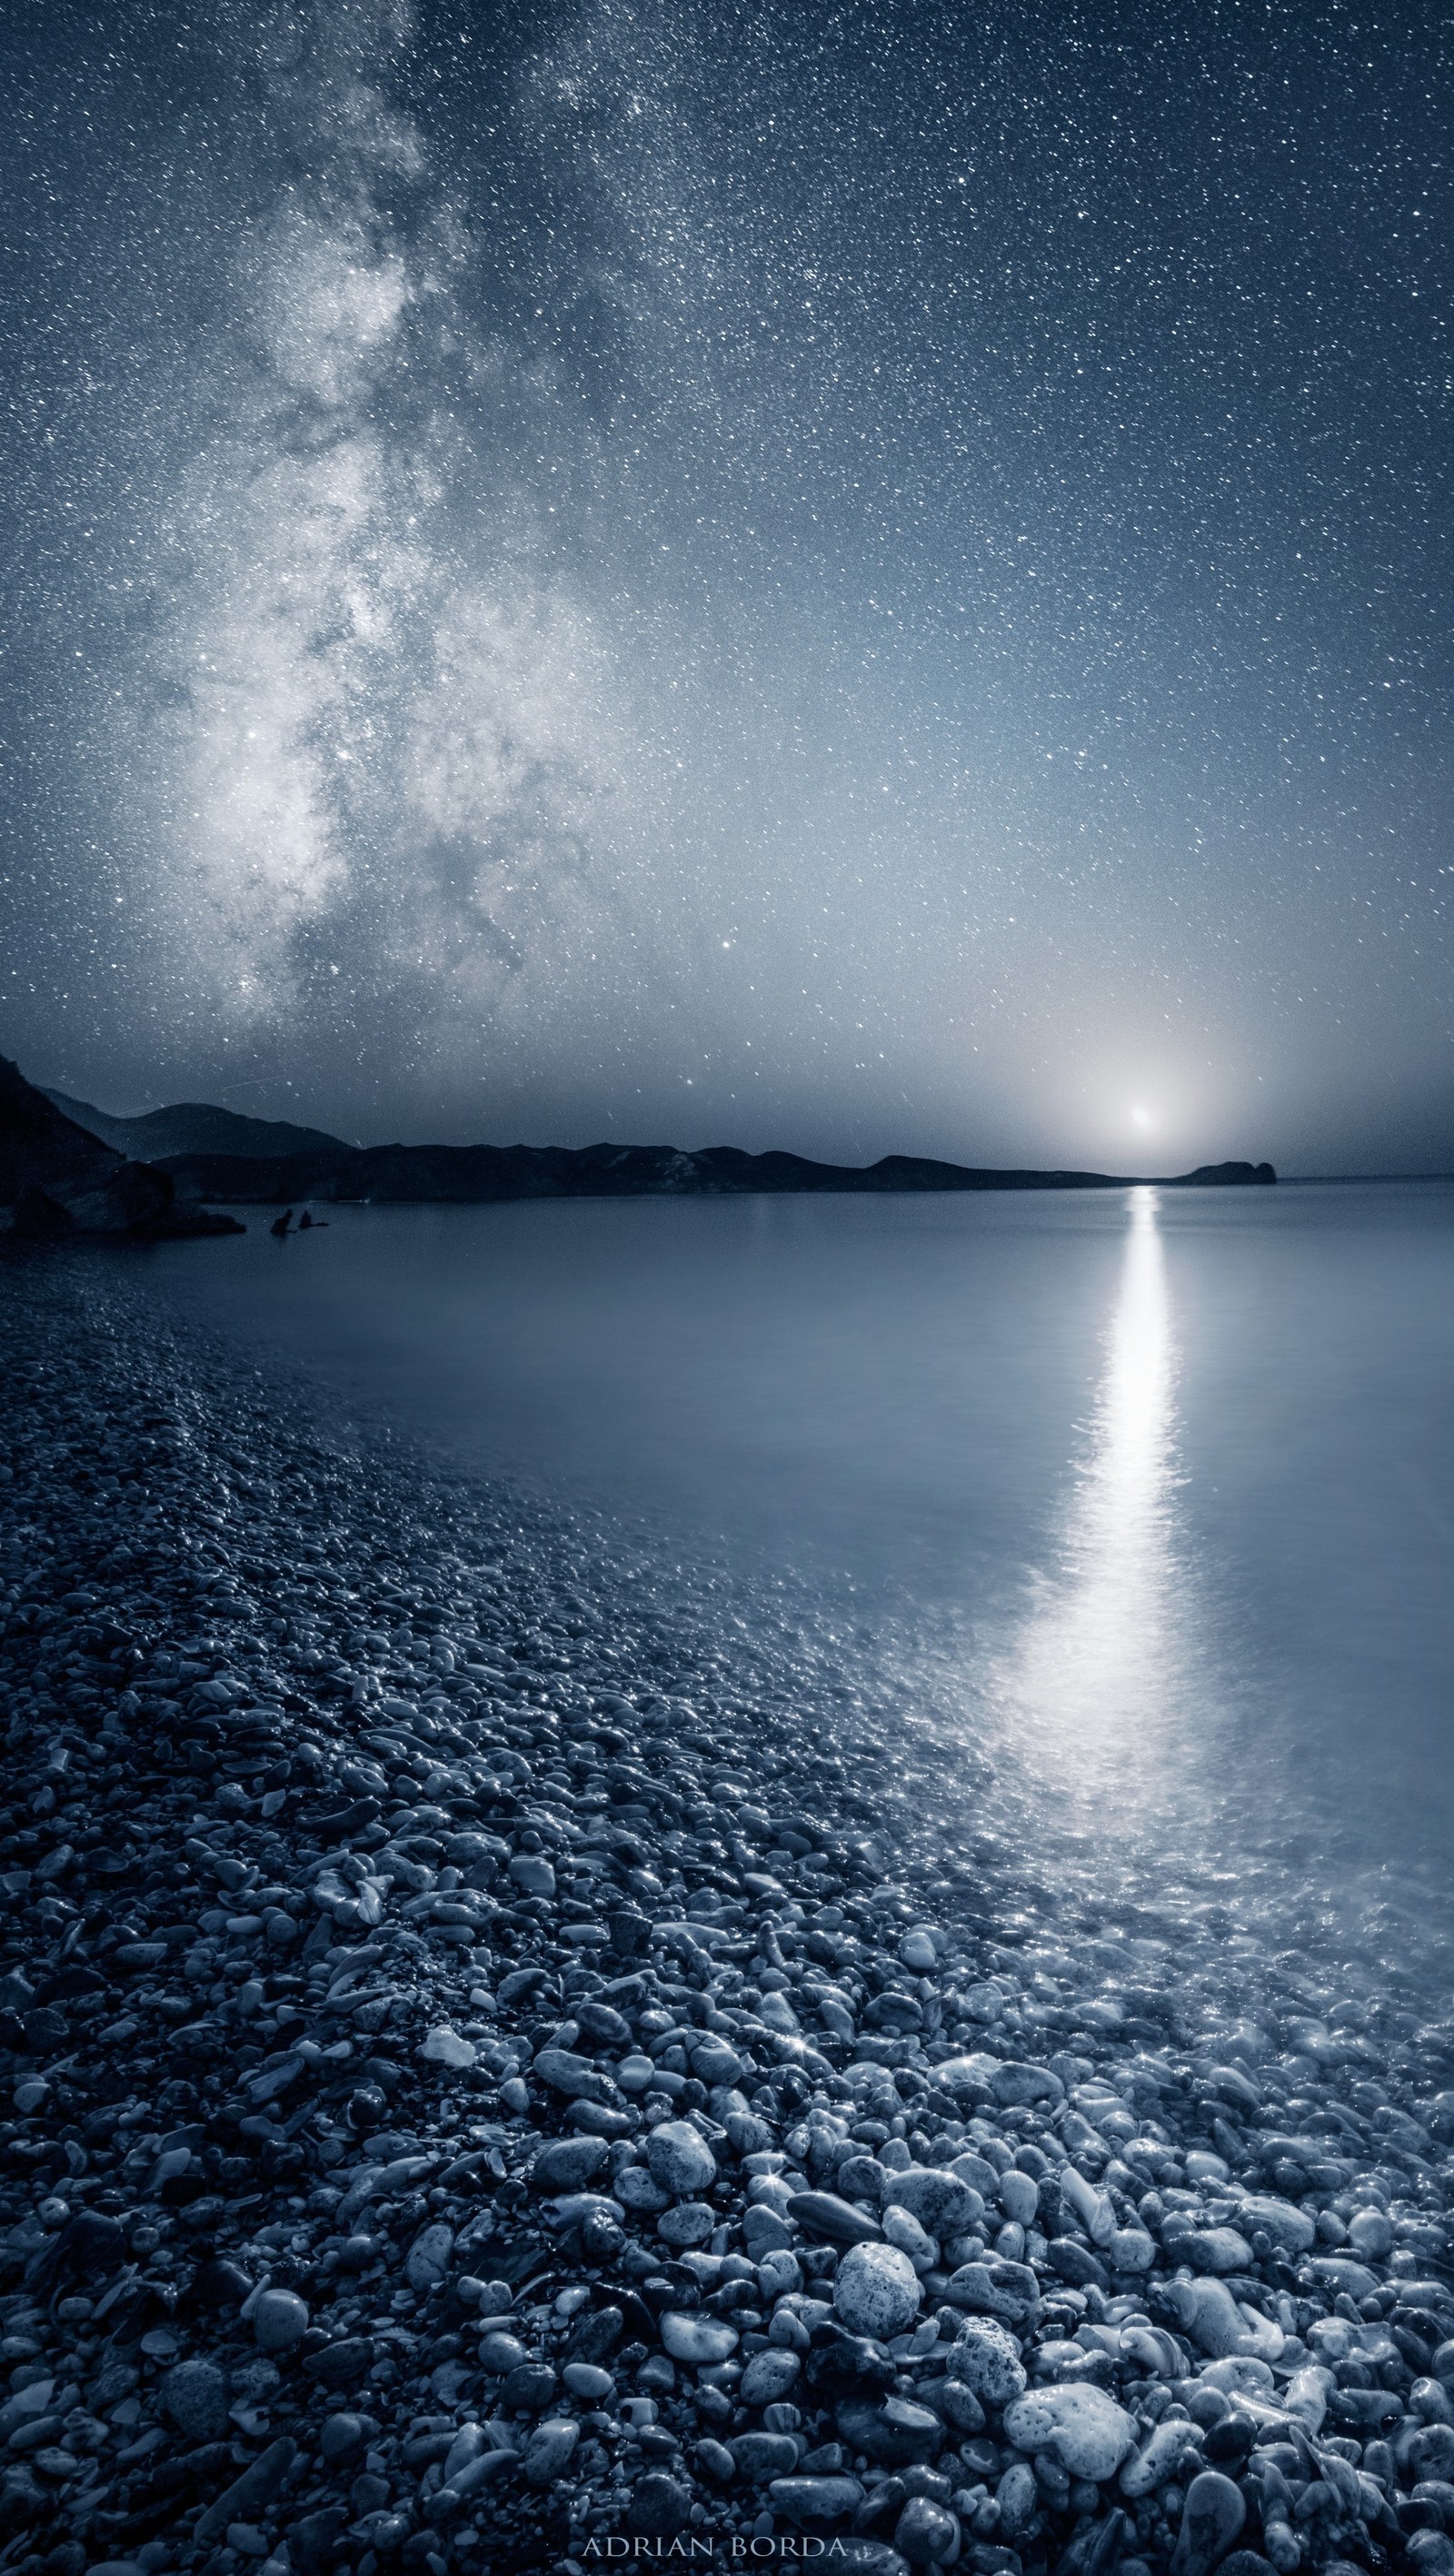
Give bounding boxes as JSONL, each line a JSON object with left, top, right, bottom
{"left": 1, "top": 0, "right": 1449, "bottom": 1172}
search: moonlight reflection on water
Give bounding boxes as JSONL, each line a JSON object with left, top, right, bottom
{"left": 146, "top": 1182, "right": 1454, "bottom": 1882}
{"left": 999, "top": 1189, "right": 1211, "bottom": 1830}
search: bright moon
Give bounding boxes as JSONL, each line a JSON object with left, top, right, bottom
{"left": 1130, "top": 1105, "right": 1153, "bottom": 1129}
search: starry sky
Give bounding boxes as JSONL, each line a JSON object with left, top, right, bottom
{"left": 1, "top": 0, "right": 1449, "bottom": 1172}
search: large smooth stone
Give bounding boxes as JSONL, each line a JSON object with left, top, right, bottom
{"left": 692, "top": 2039, "right": 746, "bottom": 2086}
{"left": 894, "top": 2497, "right": 961, "bottom": 2568}
{"left": 998, "top": 2170, "right": 1040, "bottom": 2227}
{"left": 1410, "top": 2424, "right": 1454, "bottom": 2482}
{"left": 545, "top": 2191, "right": 624, "bottom": 2233}
{"left": 1048, "top": 2236, "right": 1110, "bottom": 2291}
{"left": 883, "top": 2206, "right": 939, "bottom": 2273}
{"left": 995, "top": 2462, "right": 1039, "bottom": 2537}
{"left": 1002, "top": 2384, "right": 1138, "bottom": 2482}
{"left": 803, "top": 2325, "right": 897, "bottom": 2400}
{"left": 833, "top": 2242, "right": 922, "bottom": 2340}
{"left": 1281, "top": 2364, "right": 1333, "bottom": 2432}
{"left": 509, "top": 1854, "right": 556, "bottom": 1897}
{"left": 523, "top": 2417, "right": 580, "bottom": 2486}
{"left": 1108, "top": 2226, "right": 1156, "bottom": 2272}
{"left": 1346, "top": 2208, "right": 1394, "bottom": 2260}
{"left": 617, "top": 2166, "right": 671, "bottom": 2212}
{"left": 404, "top": 2222, "right": 454, "bottom": 2293}
{"left": 629, "top": 2473, "right": 692, "bottom": 2537}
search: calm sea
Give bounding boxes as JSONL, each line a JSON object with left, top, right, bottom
{"left": 147, "top": 1181, "right": 1454, "bottom": 1886}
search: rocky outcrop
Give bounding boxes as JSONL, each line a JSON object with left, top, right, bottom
{"left": 0, "top": 1058, "right": 243, "bottom": 1238}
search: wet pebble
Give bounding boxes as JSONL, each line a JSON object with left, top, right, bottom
{"left": 833, "top": 2241, "right": 923, "bottom": 2338}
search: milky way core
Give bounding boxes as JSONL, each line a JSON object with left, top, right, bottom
{"left": 3, "top": 0, "right": 1450, "bottom": 1171}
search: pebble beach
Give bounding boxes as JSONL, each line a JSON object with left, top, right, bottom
{"left": 3, "top": 1249, "right": 1454, "bottom": 2576}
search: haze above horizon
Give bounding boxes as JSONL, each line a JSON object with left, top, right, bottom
{"left": 2, "top": 0, "right": 1449, "bottom": 1176}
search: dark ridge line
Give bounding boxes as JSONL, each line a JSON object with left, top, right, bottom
{"left": 152, "top": 1139, "right": 1276, "bottom": 1207}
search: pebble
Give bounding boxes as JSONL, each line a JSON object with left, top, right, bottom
{"left": 251, "top": 2287, "right": 309, "bottom": 2352}
{"left": 404, "top": 2219, "right": 455, "bottom": 2289}
{"left": 644, "top": 2118, "right": 717, "bottom": 2197}
{"left": 895, "top": 2495, "right": 961, "bottom": 2566}
{"left": 658, "top": 2197, "right": 717, "bottom": 2246}
{"left": 660, "top": 2312, "right": 741, "bottom": 2364}
{"left": 533, "top": 2133, "right": 611, "bottom": 2191}
{"left": 160, "top": 2359, "right": 228, "bottom": 2442}
{"left": 523, "top": 2415, "right": 579, "bottom": 2483}
{"left": 318, "top": 2412, "right": 371, "bottom": 2464}
{"left": 1239, "top": 2193, "right": 1316, "bottom": 2254}
{"left": 4, "top": 1258, "right": 1454, "bottom": 2576}
{"left": 769, "top": 2472, "right": 865, "bottom": 2526}
{"left": 945, "top": 2256, "right": 1041, "bottom": 2325}
{"left": 420, "top": 2024, "right": 477, "bottom": 2069}
{"left": 732, "top": 2431, "right": 801, "bottom": 2479}
{"left": 1178, "top": 2277, "right": 1256, "bottom": 2359}
{"left": 1170, "top": 2470, "right": 1247, "bottom": 2576}
{"left": 563, "top": 2361, "right": 614, "bottom": 2399}
{"left": 998, "top": 2166, "right": 1041, "bottom": 2226}
{"left": 947, "top": 2316, "right": 1028, "bottom": 2405}
{"left": 629, "top": 2471, "right": 692, "bottom": 2536}
{"left": 884, "top": 2164, "right": 981, "bottom": 2236}
{"left": 740, "top": 2348, "right": 802, "bottom": 2405}
{"left": 833, "top": 2241, "right": 923, "bottom": 2339}
{"left": 1120, "top": 2418, "right": 1206, "bottom": 2500}
{"left": 1003, "top": 2383, "right": 1140, "bottom": 2482}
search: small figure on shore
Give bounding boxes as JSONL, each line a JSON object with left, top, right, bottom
{"left": 270, "top": 1208, "right": 294, "bottom": 1237}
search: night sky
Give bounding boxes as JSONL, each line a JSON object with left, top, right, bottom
{"left": 1, "top": 0, "right": 1449, "bottom": 1173}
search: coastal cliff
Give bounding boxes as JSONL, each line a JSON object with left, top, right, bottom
{"left": 0, "top": 1059, "right": 242, "bottom": 1238}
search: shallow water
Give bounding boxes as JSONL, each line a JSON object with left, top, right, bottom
{"left": 146, "top": 1179, "right": 1454, "bottom": 1882}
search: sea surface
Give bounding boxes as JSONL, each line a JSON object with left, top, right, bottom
{"left": 145, "top": 1181, "right": 1454, "bottom": 1894}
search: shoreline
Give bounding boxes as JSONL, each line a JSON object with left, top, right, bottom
{"left": 1, "top": 1253, "right": 1451, "bottom": 2576}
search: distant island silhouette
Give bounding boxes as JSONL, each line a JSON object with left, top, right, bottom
{"left": 29, "top": 1072, "right": 1275, "bottom": 1216}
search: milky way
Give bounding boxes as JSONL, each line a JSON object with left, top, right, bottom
{"left": 1, "top": 0, "right": 1449, "bottom": 1169}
